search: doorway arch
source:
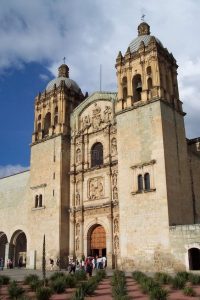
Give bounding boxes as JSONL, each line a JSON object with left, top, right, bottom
{"left": 88, "top": 224, "right": 106, "bottom": 257}
{"left": 9, "top": 230, "right": 27, "bottom": 267}
{"left": 0, "top": 232, "right": 8, "bottom": 265}
{"left": 188, "top": 248, "right": 200, "bottom": 270}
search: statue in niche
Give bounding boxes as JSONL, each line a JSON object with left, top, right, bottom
{"left": 104, "top": 106, "right": 112, "bottom": 123}
{"left": 76, "top": 148, "right": 81, "bottom": 164}
{"left": 111, "top": 138, "right": 117, "bottom": 155}
{"left": 89, "top": 177, "right": 104, "bottom": 200}
{"left": 75, "top": 191, "right": 80, "bottom": 206}
{"left": 114, "top": 235, "right": 119, "bottom": 252}
{"left": 113, "top": 186, "right": 118, "bottom": 199}
{"left": 82, "top": 115, "right": 91, "bottom": 130}
{"left": 92, "top": 103, "right": 102, "bottom": 130}
{"left": 114, "top": 219, "right": 119, "bottom": 234}
{"left": 112, "top": 172, "right": 117, "bottom": 187}
{"left": 75, "top": 237, "right": 79, "bottom": 251}
{"left": 76, "top": 223, "right": 80, "bottom": 236}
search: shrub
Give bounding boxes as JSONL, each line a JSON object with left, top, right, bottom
{"left": 8, "top": 281, "right": 25, "bottom": 299}
{"left": 49, "top": 272, "right": 65, "bottom": 281}
{"left": 172, "top": 275, "right": 186, "bottom": 289}
{"left": 188, "top": 273, "right": 200, "bottom": 285}
{"left": 0, "top": 275, "right": 10, "bottom": 285}
{"left": 96, "top": 269, "right": 106, "bottom": 280}
{"left": 51, "top": 277, "right": 66, "bottom": 294}
{"left": 154, "top": 272, "right": 172, "bottom": 284}
{"left": 72, "top": 285, "right": 85, "bottom": 300}
{"left": 65, "top": 275, "right": 77, "bottom": 288}
{"left": 112, "top": 270, "right": 127, "bottom": 299}
{"left": 149, "top": 286, "right": 168, "bottom": 300}
{"left": 140, "top": 277, "right": 160, "bottom": 294}
{"left": 177, "top": 271, "right": 189, "bottom": 281}
{"left": 24, "top": 274, "right": 40, "bottom": 285}
{"left": 30, "top": 279, "right": 42, "bottom": 291}
{"left": 74, "top": 270, "right": 87, "bottom": 281}
{"left": 36, "top": 287, "right": 52, "bottom": 300}
{"left": 132, "top": 271, "right": 147, "bottom": 283}
{"left": 183, "top": 286, "right": 196, "bottom": 297}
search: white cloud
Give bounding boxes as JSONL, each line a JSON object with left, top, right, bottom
{"left": 0, "top": 165, "right": 29, "bottom": 179}
{"left": 0, "top": 0, "right": 199, "bottom": 137}
{"left": 39, "top": 73, "right": 49, "bottom": 81}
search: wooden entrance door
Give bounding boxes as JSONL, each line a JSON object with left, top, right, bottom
{"left": 90, "top": 225, "right": 106, "bottom": 257}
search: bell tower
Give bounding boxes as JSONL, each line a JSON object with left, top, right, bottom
{"left": 115, "top": 22, "right": 194, "bottom": 271}
{"left": 115, "top": 22, "right": 181, "bottom": 114}
{"left": 28, "top": 64, "right": 84, "bottom": 268}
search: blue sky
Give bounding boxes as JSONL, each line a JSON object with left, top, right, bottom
{"left": 0, "top": 0, "right": 200, "bottom": 177}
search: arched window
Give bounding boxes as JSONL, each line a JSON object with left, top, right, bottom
{"left": 55, "top": 106, "right": 58, "bottom": 114}
{"left": 138, "top": 175, "right": 143, "bottom": 191}
{"left": 37, "top": 122, "right": 41, "bottom": 131}
{"left": 132, "top": 74, "right": 142, "bottom": 102}
{"left": 38, "top": 114, "right": 41, "bottom": 121}
{"left": 91, "top": 142, "right": 103, "bottom": 167}
{"left": 144, "top": 173, "right": 150, "bottom": 190}
{"left": 39, "top": 194, "right": 42, "bottom": 207}
{"left": 146, "top": 66, "right": 152, "bottom": 75}
{"left": 54, "top": 115, "right": 58, "bottom": 126}
{"left": 44, "top": 112, "right": 51, "bottom": 136}
{"left": 147, "top": 78, "right": 153, "bottom": 90}
{"left": 35, "top": 195, "right": 38, "bottom": 208}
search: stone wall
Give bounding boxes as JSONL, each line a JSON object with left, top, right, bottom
{"left": 170, "top": 224, "right": 200, "bottom": 271}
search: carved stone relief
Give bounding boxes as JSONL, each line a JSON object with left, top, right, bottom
{"left": 114, "top": 235, "right": 119, "bottom": 253}
{"left": 88, "top": 177, "right": 104, "bottom": 200}
{"left": 111, "top": 137, "right": 117, "bottom": 156}
{"left": 114, "top": 218, "right": 119, "bottom": 234}
{"left": 104, "top": 106, "right": 112, "bottom": 123}
{"left": 92, "top": 103, "right": 102, "bottom": 130}
{"left": 75, "top": 192, "right": 80, "bottom": 206}
{"left": 76, "top": 148, "right": 82, "bottom": 164}
{"left": 76, "top": 223, "right": 80, "bottom": 236}
{"left": 75, "top": 237, "right": 80, "bottom": 251}
{"left": 82, "top": 115, "right": 91, "bottom": 130}
{"left": 112, "top": 171, "right": 118, "bottom": 200}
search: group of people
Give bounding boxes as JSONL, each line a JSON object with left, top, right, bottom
{"left": 68, "top": 255, "right": 107, "bottom": 277}
{"left": 0, "top": 258, "right": 13, "bottom": 270}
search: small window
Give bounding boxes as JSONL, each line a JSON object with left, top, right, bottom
{"left": 54, "top": 115, "right": 58, "bottom": 126}
{"left": 35, "top": 195, "right": 39, "bottom": 208}
{"left": 55, "top": 106, "right": 58, "bottom": 114}
{"left": 144, "top": 173, "right": 150, "bottom": 190}
{"left": 91, "top": 142, "right": 103, "bottom": 167}
{"left": 76, "top": 148, "right": 81, "bottom": 164}
{"left": 132, "top": 74, "right": 142, "bottom": 102}
{"left": 146, "top": 66, "right": 152, "bottom": 75}
{"left": 38, "top": 122, "right": 41, "bottom": 131}
{"left": 147, "top": 78, "right": 153, "bottom": 90}
{"left": 38, "top": 114, "right": 41, "bottom": 121}
{"left": 39, "top": 194, "right": 42, "bottom": 207}
{"left": 44, "top": 112, "right": 51, "bottom": 136}
{"left": 138, "top": 175, "right": 143, "bottom": 191}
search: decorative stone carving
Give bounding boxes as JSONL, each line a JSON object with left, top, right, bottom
{"left": 112, "top": 171, "right": 118, "bottom": 200}
{"left": 104, "top": 106, "right": 112, "bottom": 123}
{"left": 114, "top": 235, "right": 119, "bottom": 253}
{"left": 82, "top": 115, "right": 91, "bottom": 130}
{"left": 76, "top": 148, "right": 81, "bottom": 164}
{"left": 111, "top": 137, "right": 117, "bottom": 155}
{"left": 75, "top": 191, "right": 80, "bottom": 206}
{"left": 88, "top": 177, "right": 104, "bottom": 200}
{"left": 75, "top": 237, "right": 79, "bottom": 251}
{"left": 92, "top": 103, "right": 102, "bottom": 130}
{"left": 113, "top": 187, "right": 118, "bottom": 199}
{"left": 114, "top": 218, "right": 119, "bottom": 234}
{"left": 76, "top": 223, "right": 80, "bottom": 236}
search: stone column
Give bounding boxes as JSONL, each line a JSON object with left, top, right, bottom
{"left": 69, "top": 213, "right": 75, "bottom": 256}
{"left": 4, "top": 243, "right": 9, "bottom": 269}
{"left": 107, "top": 214, "right": 114, "bottom": 268}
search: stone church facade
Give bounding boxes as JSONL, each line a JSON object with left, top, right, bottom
{"left": 1, "top": 22, "right": 200, "bottom": 272}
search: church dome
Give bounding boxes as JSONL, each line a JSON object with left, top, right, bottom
{"left": 46, "top": 64, "right": 81, "bottom": 93}
{"left": 128, "top": 22, "right": 163, "bottom": 53}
